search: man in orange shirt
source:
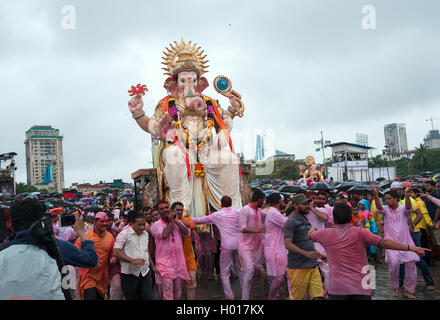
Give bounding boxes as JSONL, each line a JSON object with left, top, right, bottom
{"left": 75, "top": 212, "right": 115, "bottom": 300}
{"left": 172, "top": 202, "right": 197, "bottom": 300}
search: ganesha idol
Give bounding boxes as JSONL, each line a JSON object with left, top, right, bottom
{"left": 300, "top": 156, "right": 324, "bottom": 185}
{"left": 128, "top": 39, "right": 245, "bottom": 222}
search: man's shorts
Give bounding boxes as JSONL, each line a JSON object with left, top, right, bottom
{"left": 185, "top": 270, "right": 197, "bottom": 289}
{"left": 287, "top": 267, "right": 324, "bottom": 300}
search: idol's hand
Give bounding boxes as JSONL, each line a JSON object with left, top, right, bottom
{"left": 128, "top": 95, "right": 144, "bottom": 114}
{"left": 159, "top": 112, "right": 172, "bottom": 141}
{"left": 228, "top": 90, "right": 242, "bottom": 111}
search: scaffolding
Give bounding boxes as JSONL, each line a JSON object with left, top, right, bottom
{"left": 328, "top": 142, "right": 373, "bottom": 181}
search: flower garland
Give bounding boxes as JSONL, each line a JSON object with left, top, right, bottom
{"left": 167, "top": 97, "right": 216, "bottom": 177}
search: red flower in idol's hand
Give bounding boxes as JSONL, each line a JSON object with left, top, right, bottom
{"left": 128, "top": 84, "right": 148, "bottom": 97}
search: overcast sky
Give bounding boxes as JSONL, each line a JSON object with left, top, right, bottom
{"left": 1, "top": 0, "right": 439, "bottom": 187}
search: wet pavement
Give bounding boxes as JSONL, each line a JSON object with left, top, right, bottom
{"left": 189, "top": 250, "right": 440, "bottom": 300}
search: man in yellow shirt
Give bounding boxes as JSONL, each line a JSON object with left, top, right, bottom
{"left": 398, "top": 186, "right": 435, "bottom": 290}
{"left": 172, "top": 202, "right": 197, "bottom": 300}
{"left": 367, "top": 193, "right": 384, "bottom": 233}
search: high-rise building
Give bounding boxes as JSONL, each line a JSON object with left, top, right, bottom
{"left": 25, "top": 125, "right": 65, "bottom": 192}
{"left": 423, "top": 130, "right": 440, "bottom": 149}
{"left": 384, "top": 123, "right": 408, "bottom": 154}
{"left": 355, "top": 133, "right": 368, "bottom": 146}
{"left": 255, "top": 134, "right": 265, "bottom": 161}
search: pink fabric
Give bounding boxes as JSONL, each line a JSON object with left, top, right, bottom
{"left": 150, "top": 219, "right": 190, "bottom": 281}
{"left": 238, "top": 205, "right": 266, "bottom": 252}
{"left": 109, "top": 273, "right": 123, "bottom": 300}
{"left": 389, "top": 259, "right": 417, "bottom": 292}
{"left": 268, "top": 275, "right": 285, "bottom": 300}
{"left": 359, "top": 210, "right": 372, "bottom": 220}
{"left": 310, "top": 224, "right": 383, "bottom": 296}
{"left": 219, "top": 248, "right": 243, "bottom": 300}
{"left": 192, "top": 207, "right": 240, "bottom": 250}
{"left": 264, "top": 207, "right": 288, "bottom": 277}
{"left": 377, "top": 204, "right": 419, "bottom": 292}
{"left": 63, "top": 227, "right": 78, "bottom": 242}
{"left": 95, "top": 212, "right": 108, "bottom": 220}
{"left": 377, "top": 205, "right": 420, "bottom": 264}
{"left": 199, "top": 232, "right": 216, "bottom": 277}
{"left": 323, "top": 205, "right": 334, "bottom": 228}
{"left": 53, "top": 223, "right": 60, "bottom": 239}
{"left": 159, "top": 276, "right": 182, "bottom": 300}
{"left": 307, "top": 206, "right": 330, "bottom": 289}
{"left": 199, "top": 232, "right": 217, "bottom": 253}
{"left": 238, "top": 205, "right": 266, "bottom": 300}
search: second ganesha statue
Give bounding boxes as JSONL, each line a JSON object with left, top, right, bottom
{"left": 300, "top": 155, "right": 324, "bottom": 184}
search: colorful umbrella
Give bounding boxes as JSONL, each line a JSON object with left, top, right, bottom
{"left": 49, "top": 208, "right": 65, "bottom": 215}
{"left": 401, "top": 181, "right": 412, "bottom": 187}
{"left": 79, "top": 198, "right": 95, "bottom": 204}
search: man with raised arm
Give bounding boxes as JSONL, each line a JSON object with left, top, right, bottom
{"left": 192, "top": 196, "right": 242, "bottom": 300}
{"left": 372, "top": 184, "right": 422, "bottom": 299}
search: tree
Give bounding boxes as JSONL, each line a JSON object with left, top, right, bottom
{"left": 369, "top": 155, "right": 390, "bottom": 168}
{"left": 15, "top": 182, "right": 49, "bottom": 195}
{"left": 412, "top": 143, "right": 431, "bottom": 172}
{"left": 250, "top": 158, "right": 302, "bottom": 180}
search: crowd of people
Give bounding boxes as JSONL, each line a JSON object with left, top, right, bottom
{"left": 0, "top": 179, "right": 439, "bottom": 300}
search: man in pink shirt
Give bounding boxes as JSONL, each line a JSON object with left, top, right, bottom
{"left": 192, "top": 196, "right": 243, "bottom": 300}
{"left": 307, "top": 191, "right": 331, "bottom": 295}
{"left": 372, "top": 185, "right": 423, "bottom": 299}
{"left": 238, "top": 189, "right": 266, "bottom": 300}
{"left": 150, "top": 200, "right": 190, "bottom": 300}
{"left": 309, "top": 203, "right": 430, "bottom": 300}
{"left": 264, "top": 193, "right": 288, "bottom": 300}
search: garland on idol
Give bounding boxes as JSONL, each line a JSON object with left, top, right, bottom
{"left": 167, "top": 97, "right": 216, "bottom": 177}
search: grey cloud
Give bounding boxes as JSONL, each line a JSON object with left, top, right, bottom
{"left": 1, "top": 0, "right": 439, "bottom": 187}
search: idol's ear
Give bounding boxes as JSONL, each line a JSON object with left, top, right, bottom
{"left": 195, "top": 77, "right": 209, "bottom": 94}
{"left": 163, "top": 76, "right": 178, "bottom": 95}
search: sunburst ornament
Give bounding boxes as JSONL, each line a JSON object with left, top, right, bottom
{"left": 213, "top": 75, "right": 245, "bottom": 118}
{"left": 213, "top": 75, "right": 232, "bottom": 94}
{"left": 161, "top": 39, "right": 209, "bottom": 76}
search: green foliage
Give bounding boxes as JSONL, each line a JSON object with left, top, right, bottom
{"left": 368, "top": 146, "right": 440, "bottom": 177}
{"left": 250, "top": 158, "right": 302, "bottom": 180}
{"left": 15, "top": 182, "right": 49, "bottom": 194}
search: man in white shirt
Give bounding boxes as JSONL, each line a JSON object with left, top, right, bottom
{"left": 113, "top": 213, "right": 158, "bottom": 300}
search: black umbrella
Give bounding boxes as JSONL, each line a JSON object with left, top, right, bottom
{"left": 379, "top": 180, "right": 392, "bottom": 189}
{"left": 278, "top": 185, "right": 306, "bottom": 194}
{"left": 335, "top": 181, "right": 359, "bottom": 191}
{"left": 118, "top": 193, "right": 133, "bottom": 200}
{"left": 307, "top": 183, "right": 332, "bottom": 191}
{"left": 61, "top": 200, "right": 75, "bottom": 208}
{"left": 84, "top": 205, "right": 104, "bottom": 212}
{"left": 346, "top": 184, "right": 373, "bottom": 195}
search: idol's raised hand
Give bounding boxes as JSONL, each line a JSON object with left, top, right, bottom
{"left": 229, "top": 89, "right": 242, "bottom": 110}
{"left": 128, "top": 95, "right": 144, "bottom": 114}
